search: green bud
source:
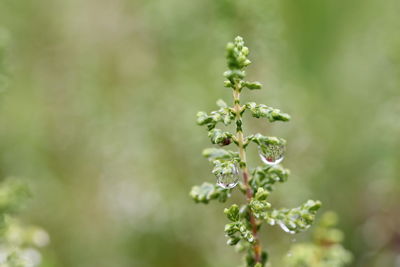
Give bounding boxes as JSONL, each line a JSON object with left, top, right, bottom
{"left": 224, "top": 222, "right": 238, "bottom": 235}
{"left": 243, "top": 59, "right": 251, "bottom": 66}
{"left": 238, "top": 55, "right": 247, "bottom": 64}
{"left": 227, "top": 236, "right": 241, "bottom": 246}
{"left": 190, "top": 182, "right": 231, "bottom": 204}
{"left": 224, "top": 80, "right": 233, "bottom": 88}
{"left": 208, "top": 129, "right": 233, "bottom": 146}
{"left": 224, "top": 70, "right": 246, "bottom": 80}
{"left": 244, "top": 81, "right": 262, "bottom": 90}
{"left": 224, "top": 204, "right": 240, "bottom": 221}
{"left": 242, "top": 46, "right": 249, "bottom": 56}
{"left": 254, "top": 188, "right": 269, "bottom": 201}
{"left": 234, "top": 36, "right": 244, "bottom": 49}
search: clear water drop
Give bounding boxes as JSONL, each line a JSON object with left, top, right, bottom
{"left": 278, "top": 222, "right": 296, "bottom": 234}
{"left": 266, "top": 218, "right": 276, "bottom": 226}
{"left": 258, "top": 144, "right": 284, "bottom": 165}
{"left": 216, "top": 164, "right": 239, "bottom": 189}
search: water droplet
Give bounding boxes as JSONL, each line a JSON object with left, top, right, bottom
{"left": 278, "top": 222, "right": 296, "bottom": 234}
{"left": 216, "top": 164, "right": 239, "bottom": 189}
{"left": 258, "top": 144, "right": 284, "bottom": 165}
{"left": 267, "top": 218, "right": 276, "bottom": 226}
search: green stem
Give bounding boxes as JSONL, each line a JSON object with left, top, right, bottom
{"left": 233, "top": 84, "right": 262, "bottom": 264}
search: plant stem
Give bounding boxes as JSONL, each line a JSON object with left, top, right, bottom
{"left": 233, "top": 86, "right": 262, "bottom": 264}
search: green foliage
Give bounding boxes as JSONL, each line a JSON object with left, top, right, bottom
{"left": 202, "top": 148, "right": 239, "bottom": 161}
{"left": 224, "top": 204, "right": 255, "bottom": 245}
{"left": 264, "top": 200, "right": 321, "bottom": 234}
{"left": 190, "top": 182, "right": 231, "bottom": 204}
{"left": 0, "top": 179, "right": 49, "bottom": 267}
{"left": 196, "top": 104, "right": 235, "bottom": 131}
{"left": 0, "top": 179, "right": 30, "bottom": 217}
{"left": 286, "top": 212, "right": 353, "bottom": 267}
{"left": 250, "top": 165, "right": 290, "bottom": 192}
{"left": 190, "top": 37, "right": 321, "bottom": 266}
{"left": 246, "top": 102, "right": 290, "bottom": 122}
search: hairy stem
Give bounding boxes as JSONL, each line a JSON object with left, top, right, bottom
{"left": 233, "top": 86, "right": 262, "bottom": 264}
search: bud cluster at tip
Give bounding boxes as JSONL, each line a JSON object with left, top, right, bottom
{"left": 223, "top": 36, "right": 263, "bottom": 91}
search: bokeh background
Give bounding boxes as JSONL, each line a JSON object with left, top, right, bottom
{"left": 0, "top": 0, "right": 399, "bottom": 266}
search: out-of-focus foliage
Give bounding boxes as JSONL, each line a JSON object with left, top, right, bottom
{"left": 0, "top": 179, "right": 49, "bottom": 267}
{"left": 0, "top": 0, "right": 399, "bottom": 266}
{"left": 286, "top": 212, "right": 352, "bottom": 267}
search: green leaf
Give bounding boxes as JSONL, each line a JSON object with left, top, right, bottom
{"left": 208, "top": 129, "right": 233, "bottom": 146}
{"left": 224, "top": 70, "right": 246, "bottom": 81}
{"left": 250, "top": 165, "right": 290, "bottom": 192}
{"left": 227, "top": 236, "right": 241, "bottom": 246}
{"left": 196, "top": 105, "right": 235, "bottom": 130}
{"left": 254, "top": 188, "right": 269, "bottom": 201}
{"left": 202, "top": 148, "right": 239, "bottom": 161}
{"left": 266, "top": 200, "right": 322, "bottom": 234}
{"left": 224, "top": 204, "right": 240, "bottom": 222}
{"left": 239, "top": 224, "right": 255, "bottom": 243}
{"left": 224, "top": 80, "right": 233, "bottom": 88}
{"left": 246, "top": 102, "right": 290, "bottom": 122}
{"left": 248, "top": 133, "right": 286, "bottom": 147}
{"left": 243, "top": 81, "right": 262, "bottom": 90}
{"left": 250, "top": 188, "right": 271, "bottom": 219}
{"left": 224, "top": 221, "right": 254, "bottom": 246}
{"left": 190, "top": 182, "right": 231, "bottom": 204}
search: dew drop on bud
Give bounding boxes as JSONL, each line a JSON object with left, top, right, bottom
{"left": 258, "top": 144, "right": 284, "bottom": 165}
{"left": 216, "top": 164, "right": 239, "bottom": 189}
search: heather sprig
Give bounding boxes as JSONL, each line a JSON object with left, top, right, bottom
{"left": 190, "top": 36, "right": 321, "bottom": 266}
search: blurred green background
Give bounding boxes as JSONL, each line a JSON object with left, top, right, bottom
{"left": 0, "top": 0, "right": 399, "bottom": 266}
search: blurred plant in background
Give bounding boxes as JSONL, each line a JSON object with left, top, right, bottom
{"left": 0, "top": 179, "right": 49, "bottom": 267}
{"left": 0, "top": 25, "right": 49, "bottom": 267}
{"left": 286, "top": 212, "right": 352, "bottom": 267}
